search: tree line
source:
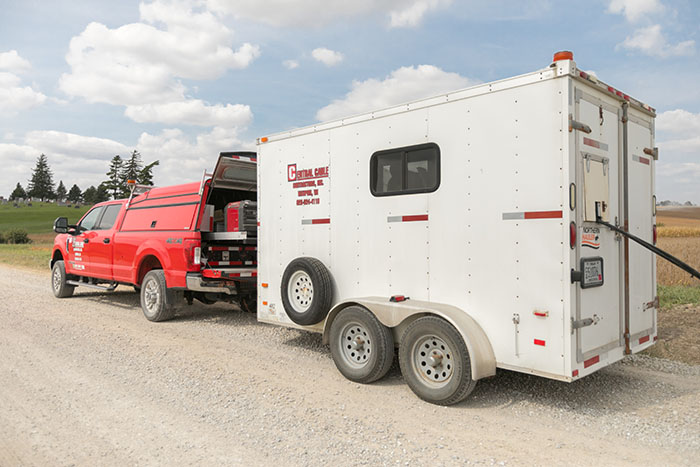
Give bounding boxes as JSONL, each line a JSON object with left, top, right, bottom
{"left": 10, "top": 151, "right": 159, "bottom": 205}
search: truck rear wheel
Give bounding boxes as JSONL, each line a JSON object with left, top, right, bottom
{"left": 329, "top": 306, "right": 394, "bottom": 383}
{"left": 140, "top": 270, "right": 178, "bottom": 322}
{"left": 51, "top": 260, "right": 75, "bottom": 298}
{"left": 398, "top": 316, "right": 477, "bottom": 406}
{"left": 281, "top": 257, "right": 333, "bottom": 325}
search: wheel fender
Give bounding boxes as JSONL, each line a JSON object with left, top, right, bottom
{"left": 133, "top": 241, "right": 171, "bottom": 284}
{"left": 323, "top": 297, "right": 496, "bottom": 381}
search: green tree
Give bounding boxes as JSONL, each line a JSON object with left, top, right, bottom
{"left": 27, "top": 154, "right": 55, "bottom": 201}
{"left": 95, "top": 183, "right": 110, "bottom": 203}
{"left": 104, "top": 155, "right": 124, "bottom": 199}
{"left": 82, "top": 186, "right": 97, "bottom": 204}
{"left": 56, "top": 180, "right": 67, "bottom": 202}
{"left": 10, "top": 182, "right": 27, "bottom": 200}
{"left": 67, "top": 184, "right": 82, "bottom": 203}
{"left": 138, "top": 160, "right": 160, "bottom": 186}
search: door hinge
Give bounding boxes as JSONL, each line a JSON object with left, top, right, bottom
{"left": 644, "top": 296, "right": 659, "bottom": 310}
{"left": 569, "top": 114, "right": 592, "bottom": 134}
{"left": 572, "top": 314, "right": 600, "bottom": 333}
{"left": 643, "top": 147, "right": 659, "bottom": 160}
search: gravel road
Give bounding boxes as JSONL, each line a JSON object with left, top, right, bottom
{"left": 1, "top": 264, "right": 699, "bottom": 466}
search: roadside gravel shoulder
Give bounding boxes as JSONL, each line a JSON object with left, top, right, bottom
{"left": 1, "top": 264, "right": 699, "bottom": 466}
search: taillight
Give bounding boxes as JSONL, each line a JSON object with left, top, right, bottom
{"left": 184, "top": 240, "right": 201, "bottom": 271}
{"left": 570, "top": 221, "right": 577, "bottom": 249}
{"left": 653, "top": 224, "right": 657, "bottom": 245}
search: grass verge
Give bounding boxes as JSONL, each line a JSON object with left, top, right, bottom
{"left": 0, "top": 242, "right": 52, "bottom": 271}
{"left": 658, "top": 284, "right": 700, "bottom": 309}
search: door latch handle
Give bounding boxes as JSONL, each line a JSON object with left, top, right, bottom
{"left": 103, "top": 238, "right": 110, "bottom": 244}
{"left": 84, "top": 238, "right": 89, "bottom": 243}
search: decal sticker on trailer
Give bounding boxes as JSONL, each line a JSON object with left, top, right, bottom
{"left": 581, "top": 226, "right": 601, "bottom": 249}
{"left": 287, "top": 163, "right": 329, "bottom": 207}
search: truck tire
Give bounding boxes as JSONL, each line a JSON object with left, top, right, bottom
{"left": 398, "top": 316, "right": 477, "bottom": 406}
{"left": 329, "top": 306, "right": 394, "bottom": 384}
{"left": 51, "top": 260, "right": 75, "bottom": 298}
{"left": 140, "top": 270, "right": 178, "bottom": 322}
{"left": 281, "top": 257, "right": 333, "bottom": 326}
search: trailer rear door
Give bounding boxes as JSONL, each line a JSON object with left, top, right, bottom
{"left": 626, "top": 109, "right": 656, "bottom": 343}
{"left": 574, "top": 88, "right": 624, "bottom": 362}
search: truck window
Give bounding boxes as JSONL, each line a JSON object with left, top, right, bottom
{"left": 370, "top": 143, "right": 440, "bottom": 196}
{"left": 79, "top": 207, "right": 104, "bottom": 231}
{"left": 96, "top": 204, "right": 122, "bottom": 230}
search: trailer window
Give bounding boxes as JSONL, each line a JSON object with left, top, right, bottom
{"left": 370, "top": 143, "right": 440, "bottom": 196}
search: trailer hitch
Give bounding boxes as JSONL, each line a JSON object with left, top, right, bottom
{"left": 595, "top": 202, "right": 700, "bottom": 281}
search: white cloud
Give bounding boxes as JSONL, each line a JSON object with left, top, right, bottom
{"left": 657, "top": 109, "right": 700, "bottom": 137}
{"left": 0, "top": 71, "right": 47, "bottom": 114}
{"left": 283, "top": 59, "right": 299, "bottom": 70}
{"left": 312, "top": 48, "right": 344, "bottom": 67}
{"left": 0, "top": 50, "right": 31, "bottom": 73}
{"left": 59, "top": 0, "right": 259, "bottom": 129}
{"left": 125, "top": 100, "right": 252, "bottom": 127}
{"left": 389, "top": 0, "right": 450, "bottom": 28}
{"left": 24, "top": 131, "right": 129, "bottom": 160}
{"left": 619, "top": 24, "right": 695, "bottom": 58}
{"left": 316, "top": 65, "right": 476, "bottom": 121}
{"left": 608, "top": 0, "right": 663, "bottom": 22}
{"left": 206, "top": 0, "right": 451, "bottom": 28}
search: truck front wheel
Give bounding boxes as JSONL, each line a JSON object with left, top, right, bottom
{"left": 398, "top": 316, "right": 477, "bottom": 406}
{"left": 51, "top": 260, "right": 75, "bottom": 298}
{"left": 140, "top": 270, "right": 178, "bottom": 322}
{"left": 329, "top": 306, "right": 394, "bottom": 384}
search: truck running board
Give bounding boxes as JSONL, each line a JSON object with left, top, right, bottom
{"left": 595, "top": 216, "right": 700, "bottom": 281}
{"left": 66, "top": 280, "right": 119, "bottom": 291}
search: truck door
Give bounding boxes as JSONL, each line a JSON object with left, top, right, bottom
{"left": 70, "top": 206, "right": 104, "bottom": 275}
{"left": 574, "top": 90, "right": 624, "bottom": 363}
{"left": 626, "top": 110, "right": 656, "bottom": 343}
{"left": 86, "top": 204, "right": 122, "bottom": 279}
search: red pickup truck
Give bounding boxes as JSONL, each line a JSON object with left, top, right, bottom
{"left": 50, "top": 152, "right": 258, "bottom": 321}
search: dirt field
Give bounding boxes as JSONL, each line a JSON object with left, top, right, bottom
{"left": 2, "top": 264, "right": 700, "bottom": 466}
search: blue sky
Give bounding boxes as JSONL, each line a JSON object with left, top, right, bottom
{"left": 1, "top": 0, "right": 698, "bottom": 202}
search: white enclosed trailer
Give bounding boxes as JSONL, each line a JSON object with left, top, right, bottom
{"left": 254, "top": 51, "right": 659, "bottom": 405}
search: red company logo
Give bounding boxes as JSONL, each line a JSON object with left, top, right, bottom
{"left": 287, "top": 164, "right": 297, "bottom": 182}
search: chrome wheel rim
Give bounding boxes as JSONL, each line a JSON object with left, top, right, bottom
{"left": 288, "top": 270, "right": 313, "bottom": 312}
{"left": 143, "top": 279, "right": 160, "bottom": 315}
{"left": 52, "top": 266, "right": 61, "bottom": 291}
{"left": 412, "top": 335, "right": 453, "bottom": 386}
{"left": 339, "top": 321, "right": 372, "bottom": 368}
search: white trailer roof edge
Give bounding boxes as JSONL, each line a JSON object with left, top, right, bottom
{"left": 259, "top": 58, "right": 655, "bottom": 145}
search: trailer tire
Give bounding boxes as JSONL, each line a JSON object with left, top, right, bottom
{"left": 399, "top": 316, "right": 477, "bottom": 406}
{"left": 329, "top": 306, "right": 394, "bottom": 384}
{"left": 140, "top": 270, "right": 178, "bottom": 322}
{"left": 281, "top": 257, "right": 333, "bottom": 326}
{"left": 51, "top": 260, "right": 75, "bottom": 298}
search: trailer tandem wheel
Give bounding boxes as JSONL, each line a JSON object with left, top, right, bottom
{"left": 329, "top": 306, "right": 394, "bottom": 383}
{"left": 280, "top": 257, "right": 333, "bottom": 325}
{"left": 399, "top": 316, "right": 477, "bottom": 405}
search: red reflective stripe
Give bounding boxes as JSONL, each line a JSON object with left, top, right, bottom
{"left": 312, "top": 218, "right": 330, "bottom": 224}
{"left": 639, "top": 335, "right": 650, "bottom": 344}
{"left": 534, "top": 339, "right": 546, "bottom": 346}
{"left": 524, "top": 210, "right": 562, "bottom": 219}
{"left": 572, "top": 369, "right": 579, "bottom": 377}
{"left": 533, "top": 311, "right": 548, "bottom": 317}
{"left": 638, "top": 156, "right": 650, "bottom": 165}
{"left": 583, "top": 355, "right": 600, "bottom": 368}
{"left": 402, "top": 214, "right": 429, "bottom": 222}
{"left": 583, "top": 137, "right": 600, "bottom": 149}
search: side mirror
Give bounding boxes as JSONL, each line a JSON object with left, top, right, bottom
{"left": 53, "top": 216, "right": 68, "bottom": 234}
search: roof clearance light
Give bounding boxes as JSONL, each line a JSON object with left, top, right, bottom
{"left": 261, "top": 137, "right": 269, "bottom": 143}
{"left": 126, "top": 180, "right": 136, "bottom": 185}
{"left": 553, "top": 50, "right": 574, "bottom": 62}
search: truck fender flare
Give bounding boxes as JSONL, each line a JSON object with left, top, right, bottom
{"left": 133, "top": 242, "right": 171, "bottom": 284}
{"left": 323, "top": 297, "right": 496, "bottom": 381}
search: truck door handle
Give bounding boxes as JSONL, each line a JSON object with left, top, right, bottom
{"left": 84, "top": 238, "right": 89, "bottom": 243}
{"left": 103, "top": 238, "right": 110, "bottom": 244}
